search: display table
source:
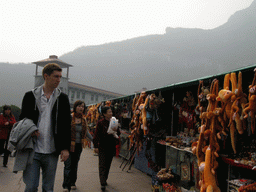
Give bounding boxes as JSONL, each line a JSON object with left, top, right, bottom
{"left": 155, "top": 141, "right": 166, "bottom": 168}
{"left": 221, "top": 156, "right": 256, "bottom": 171}
{"left": 159, "top": 141, "right": 199, "bottom": 191}
{"left": 220, "top": 155, "right": 256, "bottom": 191}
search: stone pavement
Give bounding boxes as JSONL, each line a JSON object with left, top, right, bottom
{"left": 0, "top": 148, "right": 152, "bottom": 192}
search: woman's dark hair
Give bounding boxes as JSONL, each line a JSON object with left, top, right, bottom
{"left": 3, "top": 105, "right": 12, "bottom": 116}
{"left": 101, "top": 106, "right": 111, "bottom": 115}
{"left": 73, "top": 100, "right": 86, "bottom": 114}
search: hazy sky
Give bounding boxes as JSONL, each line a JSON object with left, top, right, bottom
{"left": 1, "top": 0, "right": 254, "bottom": 63}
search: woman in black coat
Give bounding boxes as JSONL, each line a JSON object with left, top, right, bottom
{"left": 93, "top": 106, "right": 120, "bottom": 191}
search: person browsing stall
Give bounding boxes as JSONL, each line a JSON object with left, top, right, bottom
{"left": 93, "top": 106, "right": 120, "bottom": 191}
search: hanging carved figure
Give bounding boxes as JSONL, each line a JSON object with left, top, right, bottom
{"left": 243, "top": 68, "right": 256, "bottom": 134}
{"left": 216, "top": 73, "right": 237, "bottom": 154}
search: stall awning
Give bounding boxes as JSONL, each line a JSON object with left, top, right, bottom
{"left": 96, "top": 63, "right": 256, "bottom": 103}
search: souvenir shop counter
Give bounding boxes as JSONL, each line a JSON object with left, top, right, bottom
{"left": 157, "top": 140, "right": 200, "bottom": 191}
{"left": 220, "top": 155, "right": 256, "bottom": 191}
{"left": 221, "top": 155, "right": 256, "bottom": 170}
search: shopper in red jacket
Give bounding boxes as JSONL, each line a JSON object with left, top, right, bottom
{"left": 0, "top": 105, "right": 16, "bottom": 167}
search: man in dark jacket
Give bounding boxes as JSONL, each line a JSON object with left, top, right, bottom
{"left": 20, "top": 63, "right": 71, "bottom": 192}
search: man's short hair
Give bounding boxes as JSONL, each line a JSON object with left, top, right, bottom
{"left": 42, "top": 63, "right": 62, "bottom": 79}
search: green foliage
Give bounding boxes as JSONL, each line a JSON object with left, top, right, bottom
{"left": 0, "top": 105, "right": 21, "bottom": 121}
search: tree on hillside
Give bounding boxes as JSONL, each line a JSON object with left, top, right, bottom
{"left": 0, "top": 105, "right": 21, "bottom": 121}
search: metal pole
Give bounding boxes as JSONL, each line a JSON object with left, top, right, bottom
{"left": 127, "top": 148, "right": 137, "bottom": 172}
{"left": 67, "top": 67, "right": 69, "bottom": 79}
{"left": 120, "top": 145, "right": 133, "bottom": 168}
{"left": 122, "top": 147, "right": 136, "bottom": 171}
{"left": 35, "top": 64, "right": 38, "bottom": 76}
{"left": 227, "top": 164, "right": 230, "bottom": 192}
{"left": 171, "top": 92, "right": 174, "bottom": 136}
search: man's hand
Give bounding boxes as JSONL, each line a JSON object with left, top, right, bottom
{"left": 31, "top": 130, "right": 40, "bottom": 137}
{"left": 94, "top": 148, "right": 99, "bottom": 154}
{"left": 5, "top": 122, "right": 9, "bottom": 126}
{"left": 60, "top": 150, "right": 69, "bottom": 162}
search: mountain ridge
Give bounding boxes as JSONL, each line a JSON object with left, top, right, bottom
{"left": 60, "top": 0, "right": 255, "bottom": 94}
{"left": 1, "top": 0, "right": 255, "bottom": 107}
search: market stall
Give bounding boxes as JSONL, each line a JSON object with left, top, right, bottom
{"left": 152, "top": 66, "right": 256, "bottom": 191}
{"left": 88, "top": 64, "right": 256, "bottom": 192}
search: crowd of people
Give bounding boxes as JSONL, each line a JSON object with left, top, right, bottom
{"left": 1, "top": 63, "right": 121, "bottom": 192}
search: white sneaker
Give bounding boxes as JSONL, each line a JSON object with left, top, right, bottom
{"left": 10, "top": 151, "right": 16, "bottom": 157}
{"left": 63, "top": 188, "right": 69, "bottom": 192}
{"left": 71, "top": 185, "right": 77, "bottom": 190}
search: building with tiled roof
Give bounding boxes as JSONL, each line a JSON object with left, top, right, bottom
{"left": 68, "top": 81, "right": 123, "bottom": 106}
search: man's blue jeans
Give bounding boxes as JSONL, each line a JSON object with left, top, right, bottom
{"left": 23, "top": 152, "right": 59, "bottom": 192}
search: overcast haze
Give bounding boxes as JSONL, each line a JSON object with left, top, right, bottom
{"left": 1, "top": 0, "right": 254, "bottom": 63}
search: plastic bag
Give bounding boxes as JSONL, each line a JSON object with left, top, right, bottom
{"left": 107, "top": 117, "right": 119, "bottom": 138}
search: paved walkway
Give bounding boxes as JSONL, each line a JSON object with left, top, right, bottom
{"left": 0, "top": 148, "right": 152, "bottom": 192}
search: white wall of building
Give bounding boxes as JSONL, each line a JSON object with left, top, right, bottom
{"left": 68, "top": 87, "right": 115, "bottom": 106}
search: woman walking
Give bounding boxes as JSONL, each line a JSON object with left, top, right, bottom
{"left": 63, "top": 100, "right": 93, "bottom": 191}
{"left": 0, "top": 105, "right": 16, "bottom": 167}
{"left": 93, "top": 106, "right": 120, "bottom": 191}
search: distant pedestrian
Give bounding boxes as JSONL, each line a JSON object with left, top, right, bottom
{"left": 62, "top": 100, "right": 93, "bottom": 192}
{"left": 0, "top": 105, "right": 16, "bottom": 167}
{"left": 19, "top": 63, "right": 71, "bottom": 192}
{"left": 93, "top": 106, "right": 120, "bottom": 191}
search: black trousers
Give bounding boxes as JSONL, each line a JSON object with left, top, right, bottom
{"left": 98, "top": 147, "right": 115, "bottom": 186}
{"left": 0, "top": 139, "right": 5, "bottom": 154}
{"left": 63, "top": 143, "right": 83, "bottom": 189}
{"left": 0, "top": 139, "right": 10, "bottom": 166}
